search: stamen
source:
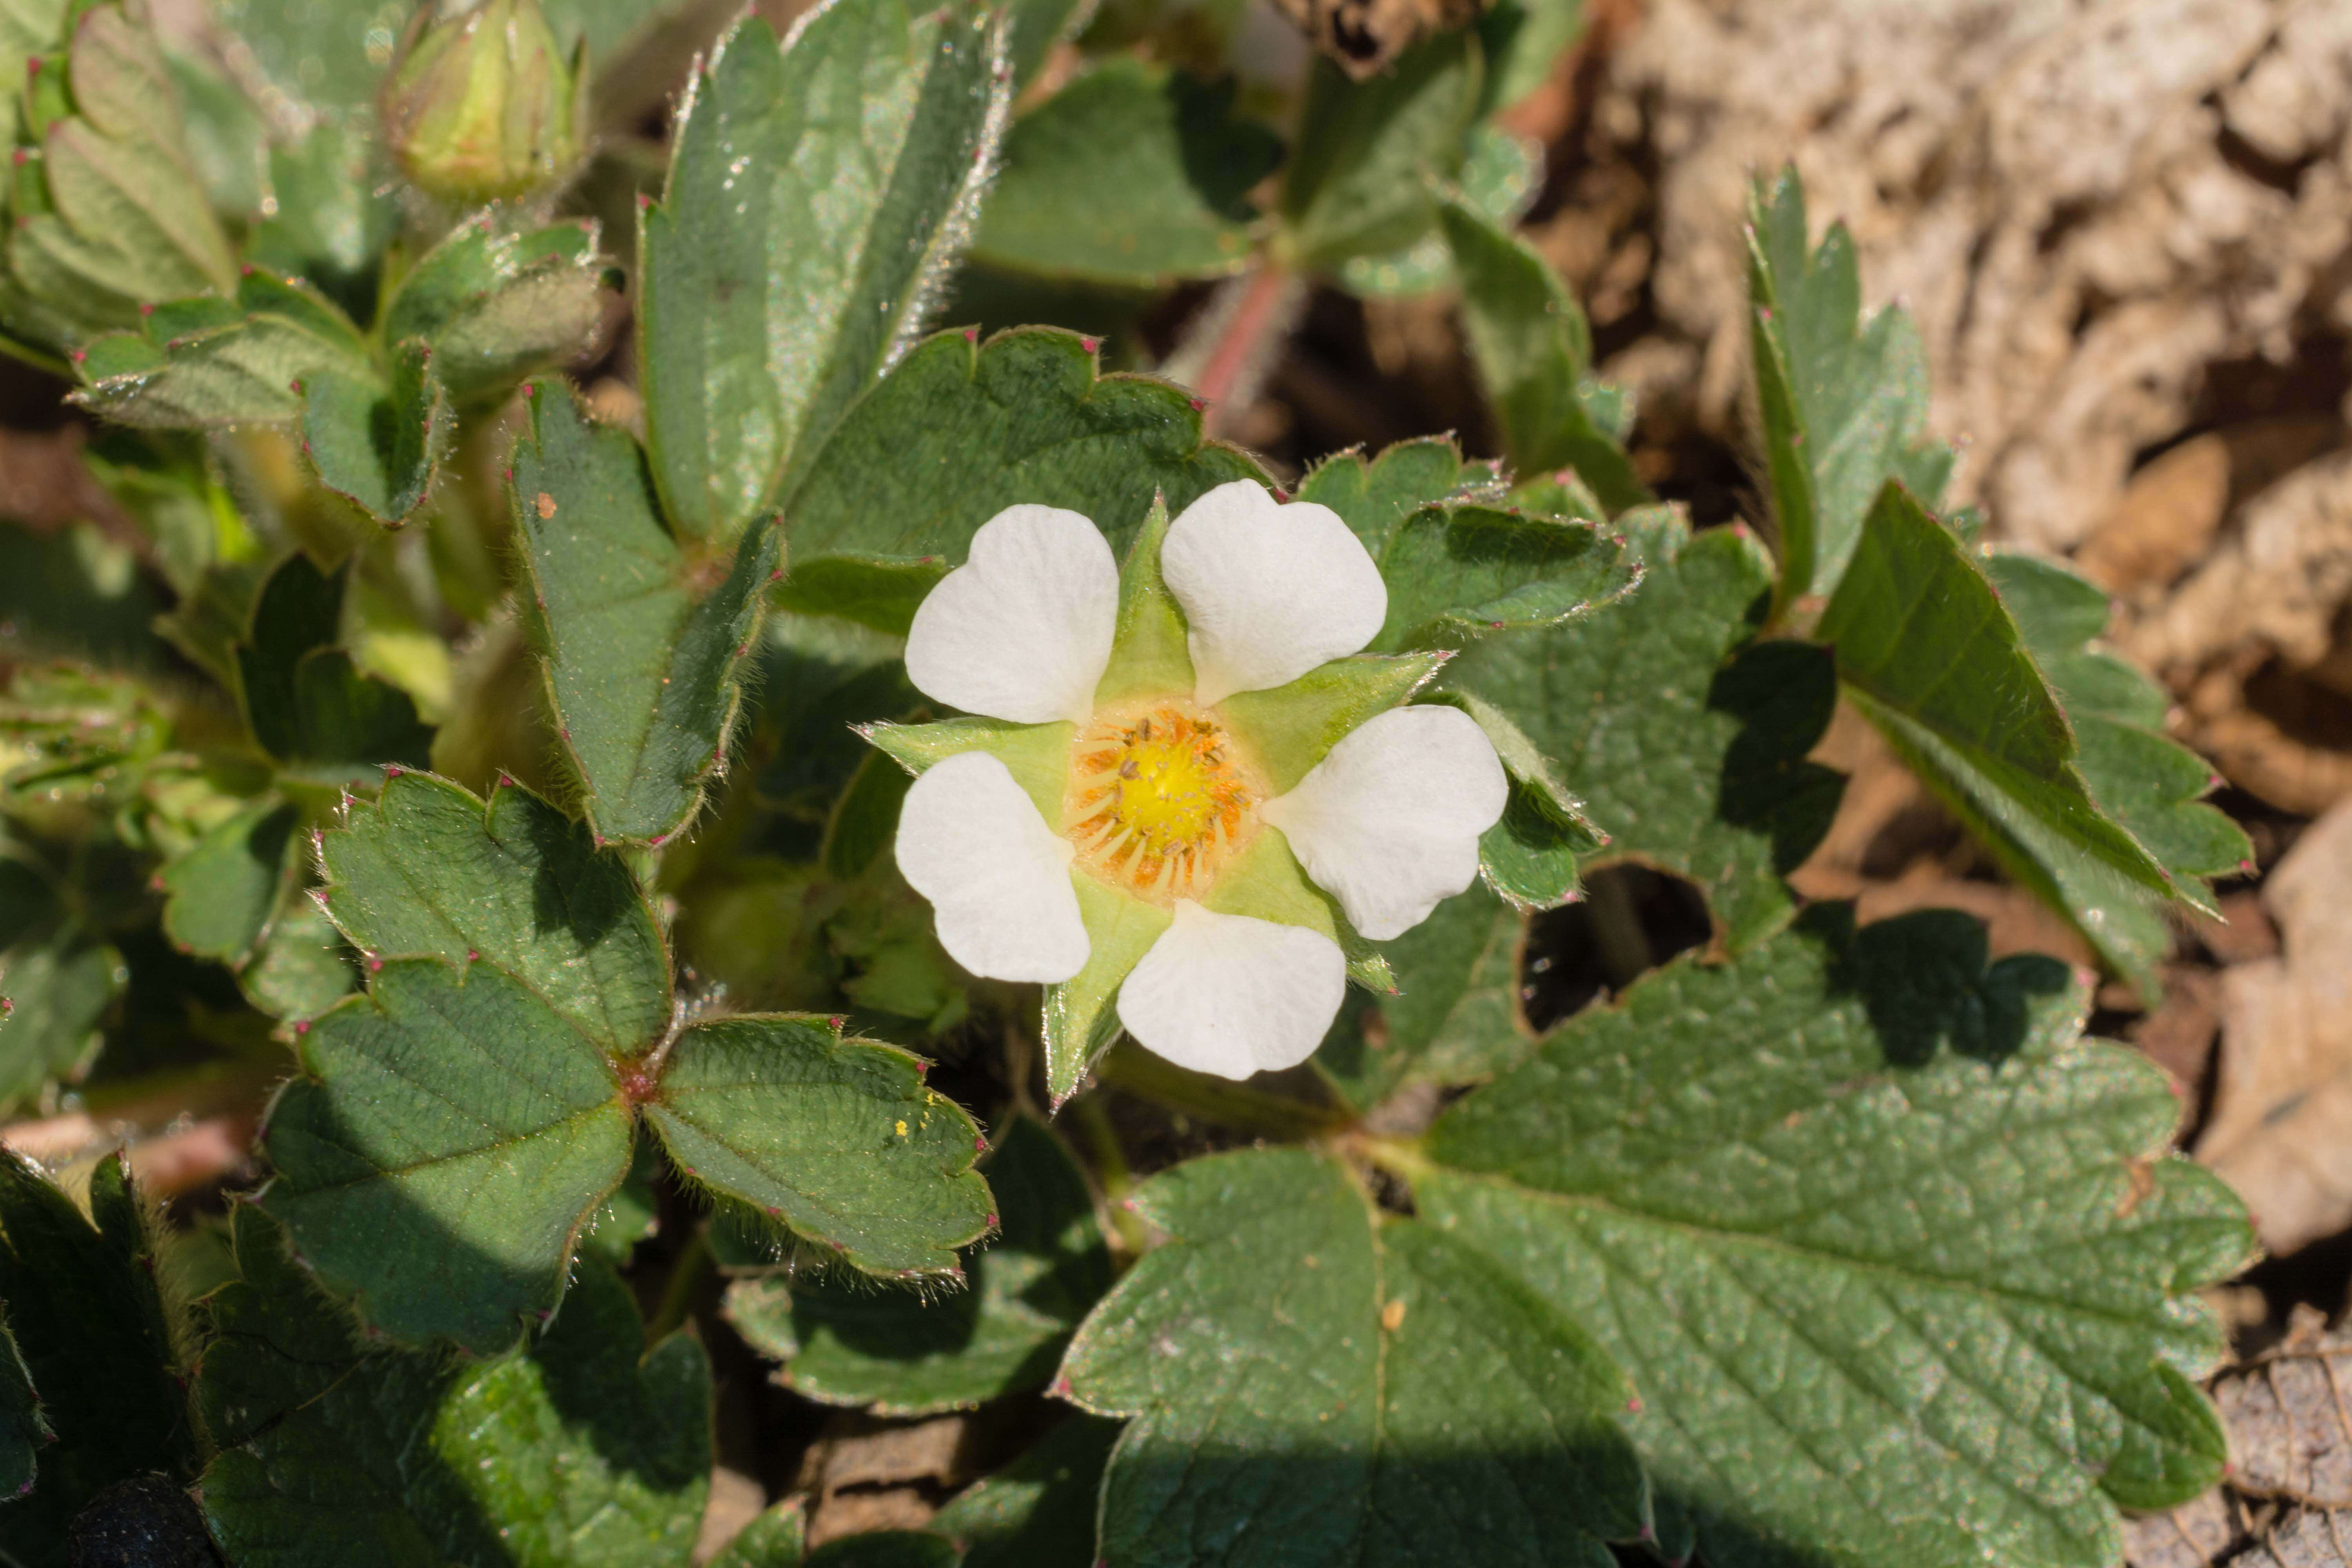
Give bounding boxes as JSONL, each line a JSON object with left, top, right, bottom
{"left": 1063, "top": 699, "right": 1263, "bottom": 906}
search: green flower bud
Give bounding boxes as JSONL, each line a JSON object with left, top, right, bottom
{"left": 381, "top": 0, "right": 584, "bottom": 205}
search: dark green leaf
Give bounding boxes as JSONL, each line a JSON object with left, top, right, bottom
{"left": 784, "top": 326, "right": 1265, "bottom": 571}
{"left": 1423, "top": 906, "right": 2252, "bottom": 1568}
{"left": 725, "top": 1115, "right": 1111, "bottom": 1412}
{"left": 0, "top": 520, "right": 163, "bottom": 668}
{"left": 1439, "top": 194, "right": 1648, "bottom": 513}
{"left": 970, "top": 60, "right": 1278, "bottom": 287}
{"left": 771, "top": 555, "right": 949, "bottom": 640}
{"left": 1373, "top": 503, "right": 1636, "bottom": 651}
{"left": 1280, "top": 35, "right": 1480, "bottom": 269}
{"left": 806, "top": 1535, "right": 958, "bottom": 1568}
{"left": 303, "top": 336, "right": 452, "bottom": 525}
{"left": 1439, "top": 512, "right": 1841, "bottom": 950}
{"left": 0, "top": 855, "right": 121, "bottom": 1110}
{"left": 0, "top": 1153, "right": 192, "bottom": 1565}
{"left": 638, "top": 3, "right": 1007, "bottom": 543}
{"left": 930, "top": 1413, "right": 1121, "bottom": 1568}
{"left": 710, "top": 1501, "right": 808, "bottom": 1568}
{"left": 319, "top": 769, "right": 670, "bottom": 1053}
{"left": 1820, "top": 485, "right": 2178, "bottom": 970}
{"left": 1747, "top": 166, "right": 1953, "bottom": 608}
{"left": 0, "top": 1313, "right": 45, "bottom": 1504}
{"left": 1339, "top": 123, "right": 1536, "bottom": 298}
{"left": 1476, "top": 0, "right": 1586, "bottom": 116}
{"left": 381, "top": 218, "right": 610, "bottom": 404}
{"left": 1294, "top": 437, "right": 1501, "bottom": 557}
{"left": 1316, "top": 883, "right": 1525, "bottom": 1109}
{"left": 511, "top": 377, "right": 778, "bottom": 845}
{"left": 200, "top": 1207, "right": 711, "bottom": 1566}
{"left": 1062, "top": 1147, "right": 1648, "bottom": 1567}
{"left": 259, "top": 958, "right": 637, "bottom": 1354}
{"left": 237, "top": 554, "right": 434, "bottom": 773}
{"left": 158, "top": 797, "right": 297, "bottom": 964}
{"left": 644, "top": 1013, "right": 993, "bottom": 1280}
{"left": 238, "top": 901, "right": 354, "bottom": 1023}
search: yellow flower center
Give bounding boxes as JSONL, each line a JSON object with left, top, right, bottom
{"left": 1065, "top": 700, "right": 1261, "bottom": 904}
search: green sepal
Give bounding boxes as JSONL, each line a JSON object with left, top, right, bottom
{"left": 1220, "top": 652, "right": 1441, "bottom": 794}
{"left": 1092, "top": 491, "right": 1194, "bottom": 707}
{"left": 1042, "top": 877, "right": 1171, "bottom": 1107}
{"left": 860, "top": 717, "right": 1071, "bottom": 827}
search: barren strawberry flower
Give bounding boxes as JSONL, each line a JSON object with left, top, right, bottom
{"left": 868, "top": 481, "right": 1508, "bottom": 1084}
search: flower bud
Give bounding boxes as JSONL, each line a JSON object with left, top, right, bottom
{"left": 381, "top": 0, "right": 584, "bottom": 205}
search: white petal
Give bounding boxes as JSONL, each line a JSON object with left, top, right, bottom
{"left": 904, "top": 505, "right": 1118, "bottom": 724}
{"left": 1117, "top": 900, "right": 1346, "bottom": 1079}
{"left": 1159, "top": 480, "right": 1387, "bottom": 705}
{"left": 1260, "top": 705, "right": 1508, "bottom": 941}
{"left": 895, "top": 751, "right": 1088, "bottom": 983}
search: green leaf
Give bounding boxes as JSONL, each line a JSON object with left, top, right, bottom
{"left": 24, "top": 82, "right": 235, "bottom": 319}
{"left": 73, "top": 274, "right": 373, "bottom": 429}
{"left": 1372, "top": 502, "right": 1636, "bottom": 651}
{"left": 711, "top": 1501, "right": 808, "bottom": 1568}
{"left": 258, "top": 958, "right": 638, "bottom": 1355}
{"left": 158, "top": 796, "right": 297, "bottom": 964}
{"left": 1421, "top": 906, "right": 2252, "bottom": 1568}
{"left": 0, "top": 855, "right": 121, "bottom": 1110}
{"left": 1280, "top": 34, "right": 1481, "bottom": 269}
{"left": 244, "top": 123, "right": 400, "bottom": 325}
{"left": 239, "top": 901, "right": 354, "bottom": 1022}
{"left": 0, "top": 1153, "right": 193, "bottom": 1565}
{"left": 771, "top": 554, "right": 950, "bottom": 640}
{"left": 969, "top": 60, "right": 1279, "bottom": 287}
{"left": 1339, "top": 123, "right": 1536, "bottom": 298}
{"left": 236, "top": 553, "right": 434, "bottom": 773}
{"left": 0, "top": 0, "right": 66, "bottom": 154}
{"left": 1294, "top": 437, "right": 1503, "bottom": 557}
{"left": 1820, "top": 485, "right": 2178, "bottom": 965}
{"left": 725, "top": 1115, "right": 1111, "bottom": 1413}
{"left": 1747, "top": 166, "right": 1953, "bottom": 608}
{"left": 1476, "top": 0, "right": 1587, "bottom": 116}
{"left": 200, "top": 1207, "right": 710, "bottom": 1566}
{"left": 319, "top": 769, "right": 670, "bottom": 1053}
{"left": 930, "top": 1414, "right": 1121, "bottom": 1568}
{"left": 1062, "top": 1147, "right": 1649, "bottom": 1566}
{"left": 1439, "top": 194, "right": 1648, "bottom": 513}
{"left": 211, "top": 0, "right": 408, "bottom": 116}
{"left": 1316, "top": 882, "right": 1525, "bottom": 1108}
{"left": 784, "top": 326, "right": 1266, "bottom": 571}
{"left": 303, "top": 336, "right": 452, "bottom": 525}
{"left": 381, "top": 217, "right": 611, "bottom": 404}
{"left": 511, "top": 376, "right": 778, "bottom": 845}
{"left": 808, "top": 1536, "right": 958, "bottom": 1568}
{"left": 1439, "top": 513, "right": 1841, "bottom": 950}
{"left": 638, "top": 2, "right": 1008, "bottom": 544}
{"left": 644, "top": 1013, "right": 993, "bottom": 1279}
{"left": 0, "top": 1312, "right": 46, "bottom": 1504}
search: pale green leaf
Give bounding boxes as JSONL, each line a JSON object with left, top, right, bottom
{"left": 158, "top": 796, "right": 297, "bottom": 964}
{"left": 1423, "top": 906, "right": 2252, "bottom": 1568}
{"left": 638, "top": 2, "right": 1007, "bottom": 543}
{"left": 1280, "top": 35, "right": 1480, "bottom": 269}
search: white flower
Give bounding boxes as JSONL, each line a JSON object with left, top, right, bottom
{"left": 882, "top": 480, "right": 1508, "bottom": 1085}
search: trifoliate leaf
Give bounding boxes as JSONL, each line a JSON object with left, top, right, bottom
{"left": 1985, "top": 548, "right": 2250, "bottom": 993}
{"left": 238, "top": 901, "right": 353, "bottom": 1023}
{"left": 1372, "top": 503, "right": 1636, "bottom": 651}
{"left": 510, "top": 376, "right": 777, "bottom": 846}
{"left": 319, "top": 769, "right": 670, "bottom": 1053}
{"left": 1439, "top": 194, "right": 1648, "bottom": 514}
{"left": 258, "top": 958, "right": 638, "bottom": 1355}
{"left": 929, "top": 1413, "right": 1121, "bottom": 1568}
{"left": 1820, "top": 485, "right": 2178, "bottom": 971}
{"left": 236, "top": 553, "right": 433, "bottom": 777}
{"left": 302, "top": 336, "right": 452, "bottom": 525}
{"left": 0, "top": 1154, "right": 193, "bottom": 1565}
{"left": 1439, "top": 511, "right": 1840, "bottom": 950}
{"left": 643, "top": 1013, "right": 993, "bottom": 1279}
{"left": 381, "top": 218, "right": 611, "bottom": 405}
{"left": 158, "top": 796, "right": 297, "bottom": 964}
{"left": 969, "top": 59, "right": 1279, "bottom": 287}
{"left": 1421, "top": 906, "right": 2252, "bottom": 1568}
{"left": 782, "top": 327, "right": 1266, "bottom": 576}
{"left": 1747, "top": 166, "right": 1953, "bottom": 609}
{"left": 200, "top": 1207, "right": 711, "bottom": 1567}
{"left": 1294, "top": 437, "right": 1503, "bottom": 557}
{"left": 73, "top": 271, "right": 372, "bottom": 429}
{"left": 0, "top": 855, "right": 121, "bottom": 1110}
{"left": 725, "top": 1115, "right": 1111, "bottom": 1413}
{"left": 1062, "top": 1147, "right": 1649, "bottom": 1567}
{"left": 1316, "top": 882, "right": 1524, "bottom": 1109}
{"left": 1280, "top": 34, "right": 1480, "bottom": 269}
{"left": 638, "top": 2, "right": 1007, "bottom": 544}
